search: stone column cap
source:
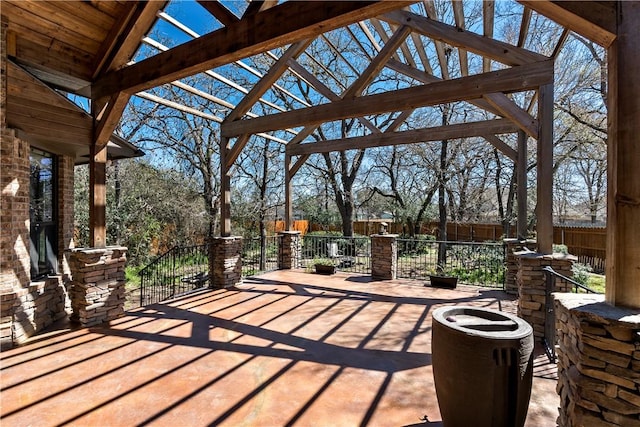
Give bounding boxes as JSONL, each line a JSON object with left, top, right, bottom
{"left": 554, "top": 293, "right": 640, "bottom": 328}
{"left": 67, "top": 245, "right": 128, "bottom": 254}
{"left": 278, "top": 230, "right": 301, "bottom": 235}
{"left": 514, "top": 250, "right": 577, "bottom": 261}
{"left": 370, "top": 234, "right": 398, "bottom": 238}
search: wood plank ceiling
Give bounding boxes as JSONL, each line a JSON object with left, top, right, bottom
{"left": 3, "top": 0, "right": 165, "bottom": 161}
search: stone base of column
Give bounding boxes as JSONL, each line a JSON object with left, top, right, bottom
{"left": 68, "top": 246, "right": 127, "bottom": 327}
{"left": 371, "top": 234, "right": 397, "bottom": 280}
{"left": 555, "top": 293, "right": 640, "bottom": 427}
{"left": 209, "top": 236, "right": 243, "bottom": 289}
{"left": 278, "top": 231, "right": 301, "bottom": 270}
{"left": 515, "top": 250, "right": 576, "bottom": 339}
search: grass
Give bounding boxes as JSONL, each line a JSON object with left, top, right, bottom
{"left": 586, "top": 274, "right": 605, "bottom": 294}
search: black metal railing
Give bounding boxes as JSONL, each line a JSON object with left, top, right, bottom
{"left": 135, "top": 244, "right": 209, "bottom": 308}
{"left": 242, "top": 235, "right": 282, "bottom": 277}
{"left": 300, "top": 235, "right": 371, "bottom": 274}
{"left": 542, "top": 266, "right": 599, "bottom": 363}
{"left": 396, "top": 239, "right": 506, "bottom": 288}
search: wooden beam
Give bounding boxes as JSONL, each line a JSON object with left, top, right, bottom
{"left": 451, "top": 0, "right": 468, "bottom": 76}
{"left": 284, "top": 153, "right": 293, "bottom": 230}
{"left": 220, "top": 137, "right": 232, "bottom": 237}
{"left": 481, "top": 134, "right": 517, "bottom": 162}
{"left": 287, "top": 119, "right": 518, "bottom": 156}
{"left": 420, "top": 0, "right": 450, "bottom": 80}
{"left": 484, "top": 92, "right": 539, "bottom": 139}
{"left": 382, "top": 9, "right": 547, "bottom": 66}
{"left": 94, "top": 92, "right": 131, "bottom": 152}
{"left": 606, "top": 2, "right": 640, "bottom": 308}
{"left": 517, "top": 130, "right": 528, "bottom": 239}
{"left": 518, "top": 7, "right": 532, "bottom": 48}
{"left": 196, "top": 0, "right": 239, "bottom": 26}
{"left": 519, "top": 1, "right": 616, "bottom": 47}
{"left": 226, "top": 39, "right": 310, "bottom": 122}
{"left": 89, "top": 143, "right": 107, "bottom": 248}
{"left": 483, "top": 0, "right": 495, "bottom": 73}
{"left": 92, "top": 1, "right": 414, "bottom": 99}
{"left": 536, "top": 83, "right": 554, "bottom": 254}
{"left": 93, "top": 1, "right": 166, "bottom": 78}
{"left": 286, "top": 59, "right": 380, "bottom": 134}
{"left": 225, "top": 134, "right": 250, "bottom": 169}
{"left": 222, "top": 60, "right": 554, "bottom": 137}
{"left": 385, "top": 59, "right": 501, "bottom": 116}
{"left": 289, "top": 154, "right": 310, "bottom": 177}
{"left": 242, "top": 1, "right": 278, "bottom": 19}
{"left": 345, "top": 25, "right": 412, "bottom": 98}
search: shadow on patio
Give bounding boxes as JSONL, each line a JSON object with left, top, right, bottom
{"left": 1, "top": 270, "right": 558, "bottom": 426}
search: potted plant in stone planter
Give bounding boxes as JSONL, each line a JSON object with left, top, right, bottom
{"left": 428, "top": 265, "right": 458, "bottom": 289}
{"left": 313, "top": 258, "right": 336, "bottom": 275}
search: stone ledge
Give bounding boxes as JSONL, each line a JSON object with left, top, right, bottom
{"left": 554, "top": 293, "right": 640, "bottom": 328}
{"left": 68, "top": 246, "right": 128, "bottom": 254}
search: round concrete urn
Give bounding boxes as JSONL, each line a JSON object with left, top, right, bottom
{"left": 431, "top": 306, "right": 534, "bottom": 427}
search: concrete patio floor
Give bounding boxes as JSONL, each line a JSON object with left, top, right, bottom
{"left": 1, "top": 270, "right": 559, "bottom": 426}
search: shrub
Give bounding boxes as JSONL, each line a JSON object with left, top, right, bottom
{"left": 572, "top": 262, "right": 593, "bottom": 286}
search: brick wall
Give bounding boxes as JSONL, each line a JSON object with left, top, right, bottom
{"left": 0, "top": 22, "right": 75, "bottom": 346}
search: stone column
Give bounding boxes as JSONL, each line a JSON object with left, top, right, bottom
{"left": 504, "top": 238, "right": 537, "bottom": 295}
{"left": 371, "top": 234, "right": 397, "bottom": 280}
{"left": 278, "top": 231, "right": 301, "bottom": 270}
{"left": 555, "top": 293, "right": 640, "bottom": 427}
{"left": 515, "top": 250, "right": 575, "bottom": 340}
{"left": 209, "top": 236, "right": 243, "bottom": 289}
{"left": 68, "top": 246, "right": 127, "bottom": 327}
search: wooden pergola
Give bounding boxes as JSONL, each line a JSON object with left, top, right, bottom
{"left": 2, "top": 1, "right": 638, "bottom": 308}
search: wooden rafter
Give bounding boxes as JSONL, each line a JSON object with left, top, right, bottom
{"left": 196, "top": 0, "right": 239, "bottom": 27}
{"left": 92, "top": 1, "right": 166, "bottom": 80}
{"left": 451, "top": 0, "right": 469, "bottom": 76}
{"left": 482, "top": 134, "right": 517, "bottom": 161}
{"left": 518, "top": 7, "right": 532, "bottom": 48}
{"left": 222, "top": 60, "right": 554, "bottom": 138}
{"left": 92, "top": 1, "right": 414, "bottom": 99}
{"left": 484, "top": 92, "right": 538, "bottom": 139}
{"left": 483, "top": 0, "right": 495, "bottom": 73}
{"left": 382, "top": 10, "right": 547, "bottom": 67}
{"left": 519, "top": 0, "right": 616, "bottom": 47}
{"left": 421, "top": 0, "right": 451, "bottom": 80}
{"left": 242, "top": 1, "right": 278, "bottom": 19}
{"left": 287, "top": 119, "right": 519, "bottom": 156}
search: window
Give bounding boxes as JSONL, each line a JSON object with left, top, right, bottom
{"left": 30, "top": 148, "right": 58, "bottom": 279}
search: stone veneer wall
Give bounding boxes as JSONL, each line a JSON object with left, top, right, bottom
{"left": 516, "top": 251, "right": 575, "bottom": 340}
{"left": 278, "top": 231, "right": 301, "bottom": 270}
{"left": 371, "top": 234, "right": 397, "bottom": 280}
{"left": 555, "top": 293, "right": 640, "bottom": 426}
{"left": 68, "top": 247, "right": 127, "bottom": 327}
{"left": 209, "top": 237, "right": 243, "bottom": 289}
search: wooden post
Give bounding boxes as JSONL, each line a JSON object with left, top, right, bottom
{"left": 89, "top": 143, "right": 107, "bottom": 248}
{"left": 284, "top": 154, "right": 292, "bottom": 231}
{"left": 220, "top": 137, "right": 232, "bottom": 237}
{"left": 606, "top": 2, "right": 640, "bottom": 309}
{"left": 517, "top": 130, "right": 528, "bottom": 240}
{"left": 537, "top": 83, "right": 554, "bottom": 254}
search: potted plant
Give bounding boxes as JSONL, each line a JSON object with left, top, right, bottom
{"left": 428, "top": 266, "right": 458, "bottom": 289}
{"left": 313, "top": 258, "right": 336, "bottom": 275}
